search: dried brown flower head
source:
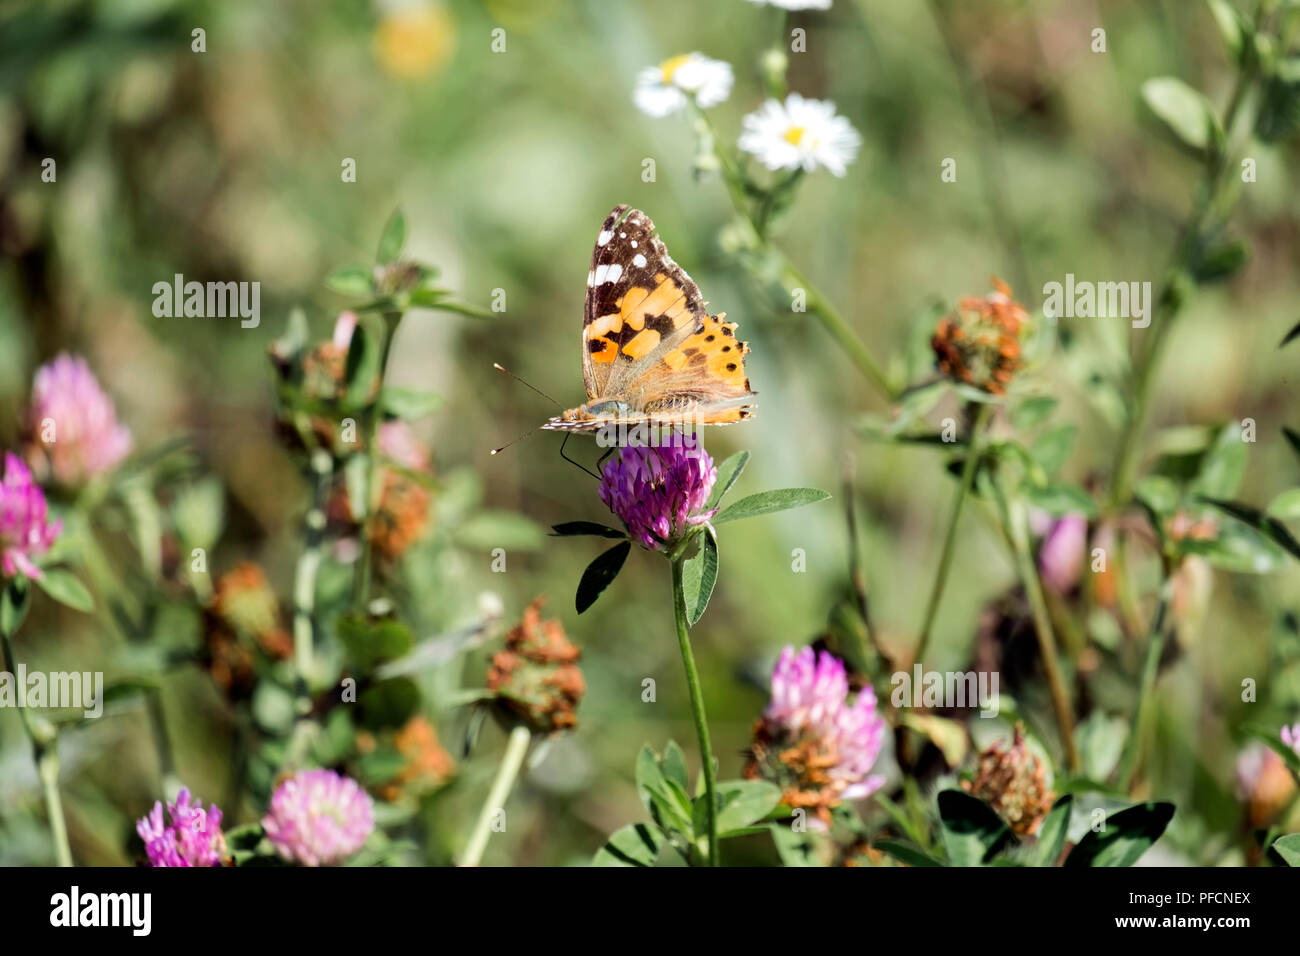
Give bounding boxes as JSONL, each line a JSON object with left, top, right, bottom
{"left": 931, "top": 278, "right": 1028, "bottom": 395}
{"left": 202, "top": 562, "right": 292, "bottom": 697}
{"left": 962, "top": 724, "right": 1054, "bottom": 837}
{"left": 487, "top": 598, "right": 584, "bottom": 734}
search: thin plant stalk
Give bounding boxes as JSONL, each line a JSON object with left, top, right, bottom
{"left": 0, "top": 613, "right": 73, "bottom": 867}
{"left": 995, "top": 481, "right": 1080, "bottom": 771}
{"left": 353, "top": 314, "right": 402, "bottom": 608}
{"left": 459, "top": 723, "right": 531, "bottom": 866}
{"left": 293, "top": 448, "right": 333, "bottom": 691}
{"left": 914, "top": 402, "right": 993, "bottom": 665}
{"left": 1118, "top": 583, "right": 1172, "bottom": 791}
{"left": 671, "top": 554, "right": 720, "bottom": 866}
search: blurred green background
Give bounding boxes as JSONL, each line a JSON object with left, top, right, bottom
{"left": 1, "top": 0, "right": 1298, "bottom": 865}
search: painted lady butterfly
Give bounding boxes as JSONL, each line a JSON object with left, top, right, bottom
{"left": 540, "top": 205, "right": 757, "bottom": 434}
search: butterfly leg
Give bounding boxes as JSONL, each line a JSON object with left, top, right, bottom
{"left": 559, "top": 431, "right": 601, "bottom": 480}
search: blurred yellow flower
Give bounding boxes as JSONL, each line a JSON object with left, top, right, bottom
{"left": 374, "top": 1, "right": 455, "bottom": 79}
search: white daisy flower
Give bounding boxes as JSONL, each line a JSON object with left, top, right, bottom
{"left": 737, "top": 93, "right": 861, "bottom": 177}
{"left": 633, "top": 52, "right": 733, "bottom": 117}
{"left": 743, "top": 0, "right": 833, "bottom": 9}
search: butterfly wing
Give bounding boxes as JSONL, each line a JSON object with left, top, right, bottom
{"left": 581, "top": 205, "right": 756, "bottom": 423}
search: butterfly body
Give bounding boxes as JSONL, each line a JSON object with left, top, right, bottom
{"left": 541, "top": 205, "right": 757, "bottom": 436}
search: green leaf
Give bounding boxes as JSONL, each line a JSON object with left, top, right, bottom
{"left": 171, "top": 476, "right": 225, "bottom": 551}
{"left": 768, "top": 823, "right": 825, "bottom": 867}
{"left": 937, "top": 789, "right": 1012, "bottom": 866}
{"left": 875, "top": 838, "right": 943, "bottom": 867}
{"left": 1284, "top": 427, "right": 1300, "bottom": 466}
{"left": 1025, "top": 483, "right": 1097, "bottom": 518}
{"left": 1272, "top": 833, "right": 1300, "bottom": 867}
{"left": 1244, "top": 726, "right": 1300, "bottom": 777}
{"left": 706, "top": 451, "right": 750, "bottom": 509}
{"left": 1206, "top": 0, "right": 1245, "bottom": 63}
{"left": 357, "top": 676, "right": 420, "bottom": 730}
{"left": 712, "top": 780, "right": 781, "bottom": 834}
{"left": 1011, "top": 395, "right": 1058, "bottom": 430}
{"left": 34, "top": 569, "right": 93, "bottom": 613}
{"left": 1064, "top": 802, "right": 1175, "bottom": 867}
{"left": 1, "top": 578, "right": 32, "bottom": 636}
{"left": 1191, "top": 237, "right": 1249, "bottom": 283}
{"left": 344, "top": 319, "right": 381, "bottom": 407}
{"left": 1267, "top": 488, "right": 1300, "bottom": 520}
{"left": 1189, "top": 424, "right": 1247, "bottom": 499}
{"left": 593, "top": 823, "right": 664, "bottom": 866}
{"left": 325, "top": 265, "right": 374, "bottom": 297}
{"left": 379, "top": 386, "right": 442, "bottom": 421}
{"left": 376, "top": 209, "right": 406, "bottom": 264}
{"left": 1142, "top": 77, "right": 1221, "bottom": 154}
{"left": 575, "top": 541, "right": 631, "bottom": 613}
{"left": 1201, "top": 497, "right": 1300, "bottom": 562}
{"left": 1028, "top": 424, "right": 1076, "bottom": 476}
{"left": 713, "top": 488, "right": 830, "bottom": 524}
{"left": 1031, "top": 795, "right": 1073, "bottom": 866}
{"left": 454, "top": 511, "right": 544, "bottom": 550}
{"left": 661, "top": 741, "right": 691, "bottom": 794}
{"left": 337, "top": 613, "right": 415, "bottom": 669}
{"left": 550, "top": 521, "right": 627, "bottom": 539}
{"left": 680, "top": 532, "right": 718, "bottom": 626}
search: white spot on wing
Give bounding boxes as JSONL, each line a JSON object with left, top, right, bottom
{"left": 597, "top": 230, "right": 613, "bottom": 246}
{"left": 632, "top": 254, "right": 647, "bottom": 268}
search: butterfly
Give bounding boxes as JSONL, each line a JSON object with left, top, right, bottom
{"left": 540, "top": 205, "right": 757, "bottom": 435}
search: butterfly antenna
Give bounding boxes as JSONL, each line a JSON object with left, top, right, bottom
{"left": 490, "top": 427, "right": 539, "bottom": 457}
{"left": 493, "top": 363, "right": 562, "bottom": 409}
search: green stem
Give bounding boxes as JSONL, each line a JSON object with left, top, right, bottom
{"left": 459, "top": 724, "right": 531, "bottom": 866}
{"left": 294, "top": 449, "right": 332, "bottom": 692}
{"left": 1, "top": 615, "right": 73, "bottom": 866}
{"left": 995, "top": 481, "right": 1080, "bottom": 771}
{"left": 671, "top": 555, "right": 719, "bottom": 866}
{"left": 914, "top": 402, "right": 992, "bottom": 665}
{"left": 1108, "top": 45, "right": 1260, "bottom": 510}
{"left": 1118, "top": 584, "right": 1171, "bottom": 791}
{"left": 353, "top": 315, "right": 401, "bottom": 608}
{"left": 688, "top": 104, "right": 894, "bottom": 402}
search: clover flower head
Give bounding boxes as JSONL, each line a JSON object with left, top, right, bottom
{"left": 738, "top": 93, "right": 861, "bottom": 177}
{"left": 744, "top": 646, "right": 886, "bottom": 827}
{"left": 1236, "top": 742, "right": 1296, "bottom": 826}
{"left": 26, "top": 354, "right": 132, "bottom": 488}
{"left": 962, "top": 724, "right": 1054, "bottom": 837}
{"left": 931, "top": 278, "right": 1028, "bottom": 394}
{"left": 136, "top": 787, "right": 227, "bottom": 867}
{"left": 1039, "top": 513, "right": 1087, "bottom": 594}
{"left": 1283, "top": 722, "right": 1300, "bottom": 757}
{"left": 488, "top": 598, "right": 585, "bottom": 734}
{"left": 598, "top": 440, "right": 717, "bottom": 551}
{"left": 262, "top": 769, "right": 375, "bottom": 866}
{"left": 634, "top": 52, "right": 733, "bottom": 117}
{"left": 0, "top": 454, "right": 62, "bottom": 581}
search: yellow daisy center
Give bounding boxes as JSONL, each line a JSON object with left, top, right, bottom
{"left": 783, "top": 125, "right": 807, "bottom": 146}
{"left": 660, "top": 54, "right": 692, "bottom": 84}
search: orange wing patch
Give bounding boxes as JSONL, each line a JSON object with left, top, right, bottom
{"left": 662, "top": 312, "right": 751, "bottom": 391}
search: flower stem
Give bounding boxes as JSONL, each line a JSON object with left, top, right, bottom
{"left": 0, "top": 614, "right": 73, "bottom": 866}
{"left": 293, "top": 449, "right": 332, "bottom": 695}
{"left": 671, "top": 555, "right": 720, "bottom": 866}
{"left": 914, "top": 402, "right": 992, "bottom": 665}
{"left": 1118, "top": 583, "right": 1171, "bottom": 791}
{"left": 994, "top": 480, "right": 1080, "bottom": 771}
{"left": 459, "top": 723, "right": 531, "bottom": 866}
{"left": 353, "top": 314, "right": 401, "bottom": 608}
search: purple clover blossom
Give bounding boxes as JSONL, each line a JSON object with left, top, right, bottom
{"left": 598, "top": 442, "right": 717, "bottom": 551}
{"left": 764, "top": 646, "right": 887, "bottom": 802}
{"left": 262, "top": 769, "right": 374, "bottom": 866}
{"left": 1038, "top": 513, "right": 1087, "bottom": 594}
{"left": 0, "top": 453, "right": 62, "bottom": 580}
{"left": 27, "top": 354, "right": 132, "bottom": 487}
{"left": 1283, "top": 723, "right": 1300, "bottom": 758}
{"left": 136, "top": 788, "right": 227, "bottom": 867}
